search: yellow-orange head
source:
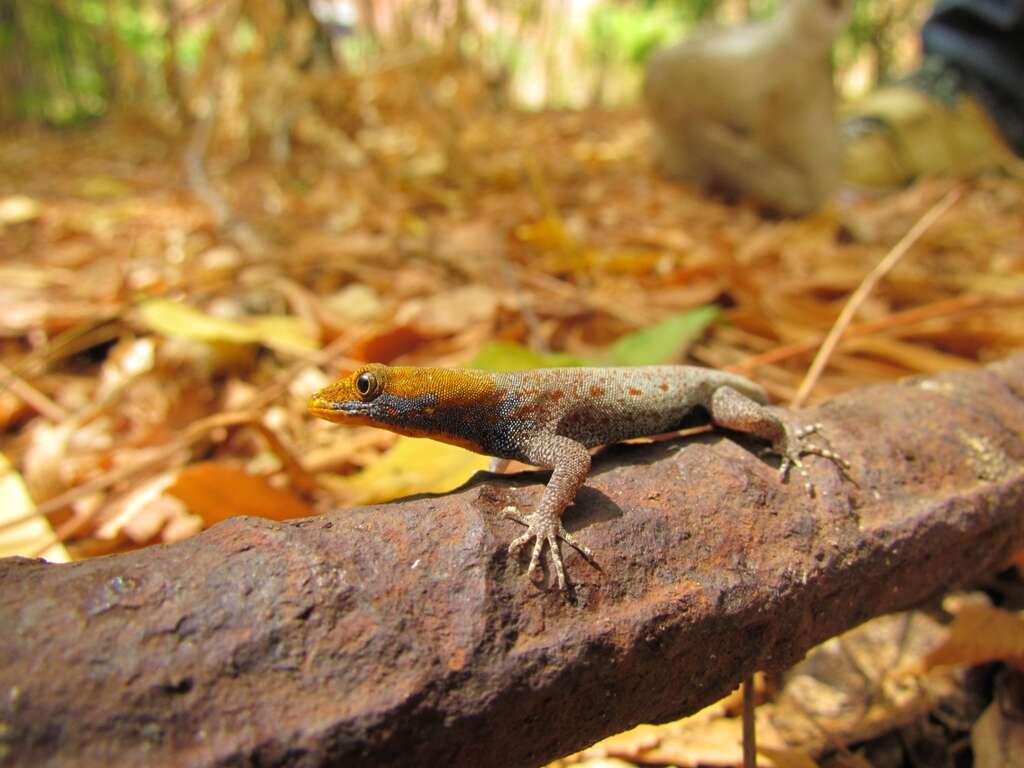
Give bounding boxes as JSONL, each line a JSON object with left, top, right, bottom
{"left": 308, "top": 364, "right": 502, "bottom": 452}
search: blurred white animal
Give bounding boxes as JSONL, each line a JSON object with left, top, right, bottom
{"left": 644, "top": 0, "right": 851, "bottom": 215}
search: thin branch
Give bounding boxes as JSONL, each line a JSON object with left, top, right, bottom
{"left": 743, "top": 674, "right": 757, "bottom": 768}
{"left": 790, "top": 187, "right": 962, "bottom": 408}
{"left": 732, "top": 293, "right": 1015, "bottom": 375}
{"left": 0, "top": 361, "right": 67, "bottom": 422}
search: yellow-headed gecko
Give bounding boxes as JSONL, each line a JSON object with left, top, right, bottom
{"left": 309, "top": 365, "right": 848, "bottom": 591}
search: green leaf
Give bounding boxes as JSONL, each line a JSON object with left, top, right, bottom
{"left": 605, "top": 305, "right": 720, "bottom": 366}
{"left": 469, "top": 341, "right": 591, "bottom": 372}
{"left": 467, "top": 305, "right": 720, "bottom": 373}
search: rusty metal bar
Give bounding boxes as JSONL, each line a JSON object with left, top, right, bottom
{"left": 2, "top": 356, "right": 1023, "bottom": 767}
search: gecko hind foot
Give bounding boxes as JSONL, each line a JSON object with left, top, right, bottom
{"left": 502, "top": 506, "right": 595, "bottom": 591}
{"left": 774, "top": 423, "right": 850, "bottom": 497}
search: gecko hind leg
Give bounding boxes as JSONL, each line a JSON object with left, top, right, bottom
{"left": 773, "top": 423, "right": 850, "bottom": 493}
{"left": 709, "top": 386, "right": 850, "bottom": 497}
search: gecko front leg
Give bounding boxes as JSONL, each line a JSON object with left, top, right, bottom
{"left": 504, "top": 433, "right": 596, "bottom": 590}
{"left": 709, "top": 385, "right": 849, "bottom": 495}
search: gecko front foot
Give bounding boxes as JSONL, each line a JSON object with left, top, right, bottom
{"left": 772, "top": 423, "right": 850, "bottom": 496}
{"left": 503, "top": 506, "right": 594, "bottom": 591}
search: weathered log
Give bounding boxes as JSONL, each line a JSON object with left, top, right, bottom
{"left": 2, "top": 356, "right": 1023, "bottom": 768}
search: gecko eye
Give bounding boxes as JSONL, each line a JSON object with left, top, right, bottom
{"left": 354, "top": 371, "right": 382, "bottom": 400}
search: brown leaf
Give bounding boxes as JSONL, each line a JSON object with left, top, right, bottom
{"left": 0, "top": 453, "right": 69, "bottom": 562}
{"left": 755, "top": 746, "right": 821, "bottom": 768}
{"left": 972, "top": 671, "right": 1024, "bottom": 768}
{"left": 924, "top": 604, "right": 1024, "bottom": 671}
{"left": 348, "top": 324, "right": 427, "bottom": 363}
{"left": 1012, "top": 548, "right": 1024, "bottom": 578}
{"left": 166, "top": 462, "right": 313, "bottom": 526}
{"left": 395, "top": 285, "right": 501, "bottom": 336}
{"left": 95, "top": 471, "right": 177, "bottom": 542}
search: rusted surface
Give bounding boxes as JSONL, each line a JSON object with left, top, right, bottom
{"left": 2, "top": 356, "right": 1024, "bottom": 768}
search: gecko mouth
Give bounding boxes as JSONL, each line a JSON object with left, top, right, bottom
{"left": 308, "top": 397, "right": 370, "bottom": 419}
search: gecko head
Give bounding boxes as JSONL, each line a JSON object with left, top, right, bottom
{"left": 308, "top": 363, "right": 396, "bottom": 426}
{"left": 308, "top": 363, "right": 501, "bottom": 447}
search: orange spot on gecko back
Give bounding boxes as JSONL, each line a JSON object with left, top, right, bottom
{"left": 658, "top": 382, "right": 669, "bottom": 391}
{"left": 591, "top": 386, "right": 605, "bottom": 396}
{"left": 628, "top": 387, "right": 642, "bottom": 396}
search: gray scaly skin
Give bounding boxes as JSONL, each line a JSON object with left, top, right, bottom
{"left": 309, "top": 364, "right": 849, "bottom": 592}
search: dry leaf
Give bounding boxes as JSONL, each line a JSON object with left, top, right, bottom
{"left": 771, "top": 612, "right": 960, "bottom": 750}
{"left": 1012, "top": 548, "right": 1024, "bottom": 578}
{"left": 578, "top": 723, "right": 664, "bottom": 760}
{"left": 348, "top": 324, "right": 428, "bottom": 363}
{"left": 0, "top": 453, "right": 69, "bottom": 562}
{"left": 924, "top": 604, "right": 1024, "bottom": 671}
{"left": 137, "top": 298, "right": 317, "bottom": 354}
{"left": 559, "top": 612, "right": 960, "bottom": 768}
{"left": 161, "top": 511, "right": 204, "bottom": 543}
{"left": 971, "top": 671, "right": 1024, "bottom": 768}
{"left": 322, "top": 283, "right": 383, "bottom": 324}
{"left": 0, "top": 388, "right": 31, "bottom": 430}
{"left": 21, "top": 421, "right": 75, "bottom": 501}
{"left": 640, "top": 716, "right": 781, "bottom": 767}
{"left": 756, "top": 746, "right": 820, "bottom": 768}
{"left": 96, "top": 337, "right": 156, "bottom": 399}
{"left": 166, "top": 462, "right": 314, "bottom": 526}
{"left": 95, "top": 471, "right": 178, "bottom": 543}
{"left": 0, "top": 195, "right": 41, "bottom": 225}
{"left": 395, "top": 285, "right": 502, "bottom": 336}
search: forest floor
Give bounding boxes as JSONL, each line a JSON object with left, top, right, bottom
{"left": 1, "top": 77, "right": 1023, "bottom": 766}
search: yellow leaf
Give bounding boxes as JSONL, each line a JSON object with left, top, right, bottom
{"left": 924, "top": 604, "right": 1024, "bottom": 671}
{"left": 137, "top": 299, "right": 317, "bottom": 354}
{"left": 515, "top": 215, "right": 590, "bottom": 274}
{"left": 579, "top": 723, "right": 664, "bottom": 760}
{"left": 0, "top": 195, "right": 41, "bottom": 225}
{"left": 75, "top": 175, "right": 133, "bottom": 199}
{"left": 758, "top": 746, "right": 821, "bottom": 768}
{"left": 166, "top": 462, "right": 314, "bottom": 526}
{"left": 514, "top": 215, "right": 578, "bottom": 250}
{"left": 0, "top": 453, "right": 69, "bottom": 562}
{"left": 327, "top": 437, "right": 490, "bottom": 505}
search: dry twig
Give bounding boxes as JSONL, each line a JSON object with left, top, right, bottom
{"left": 791, "top": 187, "right": 963, "bottom": 408}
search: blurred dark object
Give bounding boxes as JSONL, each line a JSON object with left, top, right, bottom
{"left": 923, "top": 0, "right": 1024, "bottom": 155}
{"left": 844, "top": 0, "right": 1024, "bottom": 187}
{"left": 843, "top": 57, "right": 1017, "bottom": 186}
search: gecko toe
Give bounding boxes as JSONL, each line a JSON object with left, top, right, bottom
{"left": 508, "top": 530, "right": 532, "bottom": 558}
{"left": 773, "top": 423, "right": 849, "bottom": 497}
{"left": 560, "top": 529, "right": 595, "bottom": 562}
{"left": 502, "top": 505, "right": 530, "bottom": 527}
{"left": 526, "top": 536, "right": 546, "bottom": 581}
{"left": 506, "top": 511, "right": 591, "bottom": 591}
{"left": 546, "top": 535, "right": 568, "bottom": 591}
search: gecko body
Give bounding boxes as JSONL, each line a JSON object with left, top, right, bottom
{"left": 309, "top": 365, "right": 847, "bottom": 590}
